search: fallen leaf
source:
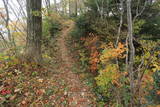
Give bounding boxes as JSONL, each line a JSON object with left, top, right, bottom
{"left": 157, "top": 90, "right": 160, "bottom": 95}
{"left": 14, "top": 88, "right": 21, "bottom": 93}
{"left": 24, "top": 92, "right": 30, "bottom": 97}
{"left": 64, "top": 91, "right": 67, "bottom": 95}
{"left": 0, "top": 97, "right": 5, "bottom": 102}
{"left": 21, "top": 100, "right": 27, "bottom": 105}
{"left": 36, "top": 89, "right": 45, "bottom": 95}
{"left": 37, "top": 79, "right": 43, "bottom": 83}
{"left": 10, "top": 94, "right": 17, "bottom": 100}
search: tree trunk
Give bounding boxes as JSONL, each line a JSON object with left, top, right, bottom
{"left": 115, "top": 0, "right": 124, "bottom": 47}
{"left": 54, "top": 0, "right": 58, "bottom": 12}
{"left": 75, "top": 0, "right": 78, "bottom": 16}
{"left": 45, "top": 0, "right": 51, "bottom": 13}
{"left": 25, "top": 0, "right": 42, "bottom": 63}
{"left": 2, "top": 0, "right": 11, "bottom": 41}
{"left": 69, "top": 0, "right": 71, "bottom": 16}
{"left": 126, "top": 0, "right": 135, "bottom": 106}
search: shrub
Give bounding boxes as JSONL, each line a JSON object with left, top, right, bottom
{"left": 43, "top": 13, "right": 63, "bottom": 40}
{"left": 70, "top": 14, "right": 91, "bottom": 39}
{"left": 90, "top": 18, "right": 117, "bottom": 40}
{"left": 42, "top": 13, "right": 62, "bottom": 52}
{"left": 95, "top": 42, "right": 128, "bottom": 106}
{"left": 73, "top": 14, "right": 118, "bottom": 41}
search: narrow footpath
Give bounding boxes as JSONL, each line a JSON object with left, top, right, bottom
{"left": 50, "top": 20, "right": 96, "bottom": 107}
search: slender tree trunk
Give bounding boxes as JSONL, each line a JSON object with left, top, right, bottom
{"left": 75, "top": 0, "right": 78, "bottom": 16}
{"left": 2, "top": 0, "right": 11, "bottom": 41}
{"left": 101, "top": 0, "right": 104, "bottom": 19}
{"left": 54, "top": 0, "right": 58, "bottom": 12}
{"left": 116, "top": 0, "right": 124, "bottom": 47}
{"left": 63, "top": 0, "right": 67, "bottom": 15}
{"left": 25, "top": 0, "right": 42, "bottom": 63}
{"left": 0, "top": 32, "right": 9, "bottom": 48}
{"left": 45, "top": 0, "right": 51, "bottom": 14}
{"left": 62, "top": 0, "right": 66, "bottom": 15}
{"left": 69, "top": 0, "right": 71, "bottom": 16}
{"left": 126, "top": 0, "right": 135, "bottom": 106}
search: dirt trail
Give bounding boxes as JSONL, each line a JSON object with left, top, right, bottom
{"left": 54, "top": 20, "right": 96, "bottom": 107}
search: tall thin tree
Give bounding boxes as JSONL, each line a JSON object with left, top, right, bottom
{"left": 54, "top": 0, "right": 58, "bottom": 12}
{"left": 2, "top": 0, "right": 11, "bottom": 41}
{"left": 25, "top": 0, "right": 42, "bottom": 63}
{"left": 126, "top": 0, "right": 135, "bottom": 106}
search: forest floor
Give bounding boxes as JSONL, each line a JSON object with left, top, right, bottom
{"left": 0, "top": 20, "right": 97, "bottom": 107}
{"left": 48, "top": 20, "right": 96, "bottom": 107}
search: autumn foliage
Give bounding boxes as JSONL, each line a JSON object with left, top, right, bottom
{"left": 80, "top": 34, "right": 100, "bottom": 73}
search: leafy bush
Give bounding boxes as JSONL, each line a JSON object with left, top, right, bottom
{"left": 73, "top": 14, "right": 117, "bottom": 41}
{"left": 70, "top": 15, "right": 91, "bottom": 39}
{"left": 95, "top": 42, "right": 128, "bottom": 106}
{"left": 138, "top": 1, "right": 160, "bottom": 40}
{"left": 90, "top": 18, "right": 117, "bottom": 40}
{"left": 42, "top": 13, "right": 62, "bottom": 40}
{"left": 147, "top": 70, "right": 160, "bottom": 105}
{"left": 141, "top": 16, "right": 160, "bottom": 39}
{"left": 42, "top": 13, "right": 63, "bottom": 57}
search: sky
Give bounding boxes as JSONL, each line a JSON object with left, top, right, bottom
{"left": 0, "top": 0, "right": 56, "bottom": 37}
{"left": 0, "top": 0, "right": 25, "bottom": 20}
{"left": 0, "top": 0, "right": 56, "bottom": 20}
